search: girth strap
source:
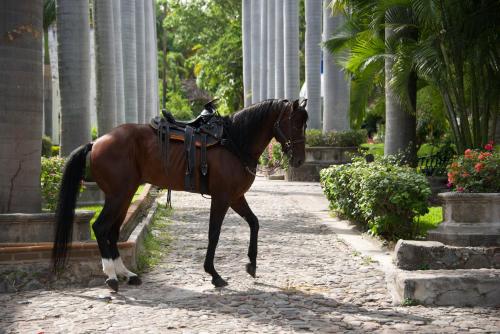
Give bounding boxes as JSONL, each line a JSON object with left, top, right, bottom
{"left": 184, "top": 126, "right": 196, "bottom": 192}
{"left": 200, "top": 134, "right": 208, "bottom": 194}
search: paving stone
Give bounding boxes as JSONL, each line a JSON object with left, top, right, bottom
{"left": 0, "top": 180, "right": 498, "bottom": 333}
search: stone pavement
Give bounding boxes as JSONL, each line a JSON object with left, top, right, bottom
{"left": 1, "top": 180, "right": 499, "bottom": 333}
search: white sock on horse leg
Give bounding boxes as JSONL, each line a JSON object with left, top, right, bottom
{"left": 102, "top": 258, "right": 117, "bottom": 280}
{"left": 113, "top": 257, "right": 137, "bottom": 278}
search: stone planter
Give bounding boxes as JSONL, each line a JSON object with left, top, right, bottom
{"left": 427, "top": 192, "right": 500, "bottom": 247}
{"left": 77, "top": 181, "right": 105, "bottom": 206}
{"left": 287, "top": 146, "right": 358, "bottom": 182}
{"left": 0, "top": 211, "right": 95, "bottom": 243}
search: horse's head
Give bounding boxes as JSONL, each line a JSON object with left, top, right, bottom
{"left": 273, "top": 99, "right": 309, "bottom": 168}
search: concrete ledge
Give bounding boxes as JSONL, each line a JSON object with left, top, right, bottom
{"left": 394, "top": 240, "right": 500, "bottom": 270}
{"left": 0, "top": 185, "right": 159, "bottom": 293}
{"left": 387, "top": 268, "right": 500, "bottom": 307}
{"left": 0, "top": 211, "right": 94, "bottom": 243}
{"left": 77, "top": 182, "right": 105, "bottom": 206}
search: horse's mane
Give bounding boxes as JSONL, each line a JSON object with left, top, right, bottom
{"left": 223, "top": 99, "right": 287, "bottom": 161}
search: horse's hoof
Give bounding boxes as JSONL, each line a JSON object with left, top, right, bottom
{"left": 212, "top": 277, "right": 228, "bottom": 288}
{"left": 128, "top": 275, "right": 142, "bottom": 286}
{"left": 246, "top": 263, "right": 256, "bottom": 278}
{"left": 106, "top": 278, "right": 119, "bottom": 292}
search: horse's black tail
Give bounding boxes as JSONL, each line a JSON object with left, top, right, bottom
{"left": 52, "top": 143, "right": 93, "bottom": 273}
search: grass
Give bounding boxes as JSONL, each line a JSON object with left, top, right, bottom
{"left": 79, "top": 185, "right": 147, "bottom": 241}
{"left": 136, "top": 205, "right": 173, "bottom": 273}
{"left": 414, "top": 206, "right": 443, "bottom": 236}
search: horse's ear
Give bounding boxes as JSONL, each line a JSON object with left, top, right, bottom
{"left": 292, "top": 99, "right": 300, "bottom": 110}
{"left": 300, "top": 98, "right": 308, "bottom": 108}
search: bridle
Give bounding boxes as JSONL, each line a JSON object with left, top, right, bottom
{"left": 273, "top": 103, "right": 306, "bottom": 161}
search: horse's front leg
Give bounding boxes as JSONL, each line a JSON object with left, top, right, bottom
{"left": 231, "top": 196, "right": 259, "bottom": 278}
{"left": 204, "top": 197, "right": 229, "bottom": 287}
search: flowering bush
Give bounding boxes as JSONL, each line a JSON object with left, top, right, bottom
{"left": 320, "top": 155, "right": 431, "bottom": 241}
{"left": 259, "top": 139, "right": 288, "bottom": 169}
{"left": 41, "top": 156, "right": 66, "bottom": 211}
{"left": 447, "top": 142, "right": 500, "bottom": 193}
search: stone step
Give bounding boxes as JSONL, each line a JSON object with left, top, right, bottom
{"left": 394, "top": 240, "right": 500, "bottom": 270}
{"left": 387, "top": 268, "right": 500, "bottom": 306}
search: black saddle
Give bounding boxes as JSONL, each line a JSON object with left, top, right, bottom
{"left": 149, "top": 100, "right": 224, "bottom": 194}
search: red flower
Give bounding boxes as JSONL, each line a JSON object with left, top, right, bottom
{"left": 462, "top": 172, "right": 470, "bottom": 177}
{"left": 474, "top": 163, "right": 484, "bottom": 172}
{"left": 484, "top": 143, "right": 493, "bottom": 151}
{"left": 457, "top": 187, "right": 464, "bottom": 192}
{"left": 464, "top": 149, "right": 474, "bottom": 159}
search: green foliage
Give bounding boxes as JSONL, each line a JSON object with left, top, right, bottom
{"left": 40, "top": 156, "right": 66, "bottom": 211}
{"left": 447, "top": 143, "right": 500, "bottom": 193}
{"left": 164, "top": 0, "right": 243, "bottom": 114}
{"left": 415, "top": 206, "right": 442, "bottom": 236}
{"left": 165, "top": 91, "right": 194, "bottom": 120}
{"left": 306, "top": 129, "right": 367, "bottom": 147}
{"left": 320, "top": 156, "right": 431, "bottom": 241}
{"left": 51, "top": 146, "right": 60, "bottom": 157}
{"left": 91, "top": 127, "right": 98, "bottom": 141}
{"left": 259, "top": 140, "right": 288, "bottom": 170}
{"left": 41, "top": 136, "right": 52, "bottom": 157}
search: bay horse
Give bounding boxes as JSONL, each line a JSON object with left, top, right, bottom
{"left": 52, "top": 99, "right": 308, "bottom": 291}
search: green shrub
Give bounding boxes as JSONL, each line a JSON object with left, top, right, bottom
{"left": 41, "top": 156, "right": 66, "bottom": 211}
{"left": 306, "top": 129, "right": 367, "bottom": 147}
{"left": 42, "top": 136, "right": 52, "bottom": 157}
{"left": 91, "top": 127, "right": 98, "bottom": 140}
{"left": 259, "top": 139, "right": 289, "bottom": 169}
{"left": 51, "top": 145, "right": 60, "bottom": 157}
{"left": 320, "top": 156, "right": 431, "bottom": 241}
{"left": 166, "top": 91, "right": 194, "bottom": 120}
{"left": 305, "top": 129, "right": 325, "bottom": 146}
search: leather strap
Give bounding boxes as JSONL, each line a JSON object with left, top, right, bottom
{"left": 200, "top": 134, "right": 208, "bottom": 194}
{"left": 184, "top": 126, "right": 196, "bottom": 192}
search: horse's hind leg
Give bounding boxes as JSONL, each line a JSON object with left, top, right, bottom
{"left": 231, "top": 196, "right": 259, "bottom": 278}
{"left": 92, "top": 195, "right": 128, "bottom": 292}
{"left": 108, "top": 196, "right": 142, "bottom": 286}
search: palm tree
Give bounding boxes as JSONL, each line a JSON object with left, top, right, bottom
{"left": 121, "top": 0, "right": 138, "bottom": 123}
{"left": 56, "top": 0, "right": 92, "bottom": 156}
{"left": 43, "top": 0, "right": 56, "bottom": 139}
{"left": 135, "top": 0, "right": 146, "bottom": 123}
{"left": 242, "top": 0, "right": 252, "bottom": 106}
{"left": 94, "top": 0, "right": 117, "bottom": 135}
{"left": 0, "top": 1, "right": 43, "bottom": 213}
{"left": 112, "top": 0, "right": 125, "bottom": 125}
{"left": 144, "top": 0, "right": 154, "bottom": 121}
{"left": 275, "top": 0, "right": 285, "bottom": 98}
{"left": 250, "top": 0, "right": 261, "bottom": 103}
{"left": 305, "top": 0, "right": 322, "bottom": 129}
{"left": 266, "top": 0, "right": 276, "bottom": 99}
{"left": 151, "top": 0, "right": 160, "bottom": 116}
{"left": 284, "top": 0, "right": 300, "bottom": 100}
{"left": 259, "top": 0, "right": 268, "bottom": 100}
{"left": 322, "top": 1, "right": 350, "bottom": 132}
{"left": 384, "top": 25, "right": 416, "bottom": 159}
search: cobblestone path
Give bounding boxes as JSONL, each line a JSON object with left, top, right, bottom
{"left": 1, "top": 180, "right": 499, "bottom": 333}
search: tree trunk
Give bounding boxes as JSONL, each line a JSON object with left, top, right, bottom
{"left": 322, "top": 2, "right": 350, "bottom": 132}
{"left": 384, "top": 26, "right": 416, "bottom": 162}
{"left": 266, "top": 0, "right": 276, "bottom": 100}
{"left": 94, "top": 0, "right": 117, "bottom": 135}
{"left": 0, "top": 0, "right": 43, "bottom": 213}
{"left": 144, "top": 0, "right": 154, "bottom": 121}
{"left": 121, "top": 0, "right": 138, "bottom": 123}
{"left": 112, "top": 0, "right": 125, "bottom": 125}
{"left": 259, "top": 0, "right": 268, "bottom": 100}
{"left": 135, "top": 0, "right": 146, "bottom": 123}
{"left": 305, "top": 0, "right": 322, "bottom": 129}
{"left": 56, "top": 0, "right": 91, "bottom": 155}
{"left": 275, "top": 0, "right": 285, "bottom": 98}
{"left": 43, "top": 30, "right": 53, "bottom": 138}
{"left": 250, "top": 0, "right": 261, "bottom": 103}
{"left": 242, "top": 0, "right": 252, "bottom": 107}
{"left": 284, "top": 0, "right": 300, "bottom": 100}
{"left": 151, "top": 0, "right": 159, "bottom": 116}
